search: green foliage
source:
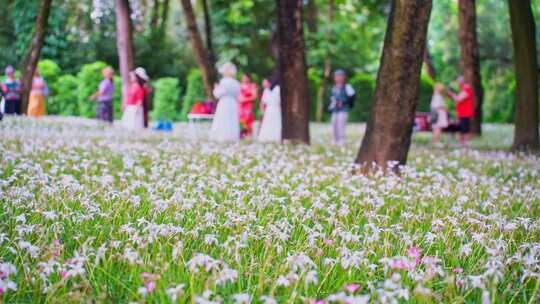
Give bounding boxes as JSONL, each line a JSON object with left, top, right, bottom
{"left": 483, "top": 68, "right": 516, "bottom": 123}
{"left": 151, "top": 78, "right": 182, "bottom": 121}
{"left": 348, "top": 73, "right": 375, "bottom": 122}
{"left": 418, "top": 75, "right": 435, "bottom": 113}
{"left": 307, "top": 68, "right": 322, "bottom": 121}
{"left": 77, "top": 61, "right": 107, "bottom": 118}
{"left": 113, "top": 76, "right": 122, "bottom": 120}
{"left": 180, "top": 69, "right": 205, "bottom": 121}
{"left": 51, "top": 74, "right": 79, "bottom": 116}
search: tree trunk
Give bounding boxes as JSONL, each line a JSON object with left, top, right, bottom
{"left": 276, "top": 0, "right": 311, "bottom": 144}
{"left": 458, "top": 0, "right": 483, "bottom": 135}
{"left": 508, "top": 0, "right": 539, "bottom": 151}
{"left": 355, "top": 0, "right": 432, "bottom": 173}
{"left": 201, "top": 0, "right": 215, "bottom": 65}
{"left": 150, "top": 0, "right": 160, "bottom": 30}
{"left": 116, "top": 0, "right": 135, "bottom": 104}
{"left": 20, "top": 0, "right": 53, "bottom": 114}
{"left": 423, "top": 46, "right": 436, "bottom": 80}
{"left": 306, "top": 0, "right": 318, "bottom": 33}
{"left": 180, "top": 0, "right": 217, "bottom": 99}
{"left": 315, "top": 0, "right": 333, "bottom": 122}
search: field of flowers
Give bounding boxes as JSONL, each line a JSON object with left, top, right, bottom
{"left": 1, "top": 116, "right": 539, "bottom": 303}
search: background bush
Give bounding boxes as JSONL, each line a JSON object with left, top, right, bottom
{"left": 52, "top": 74, "right": 79, "bottom": 116}
{"left": 77, "top": 61, "right": 107, "bottom": 118}
{"left": 348, "top": 73, "right": 375, "bottom": 122}
{"left": 151, "top": 78, "right": 182, "bottom": 121}
{"left": 180, "top": 69, "right": 205, "bottom": 121}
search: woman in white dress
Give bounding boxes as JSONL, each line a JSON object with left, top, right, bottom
{"left": 210, "top": 62, "right": 241, "bottom": 142}
{"left": 258, "top": 78, "right": 281, "bottom": 142}
{"left": 430, "top": 83, "right": 449, "bottom": 146}
{"left": 121, "top": 71, "right": 145, "bottom": 130}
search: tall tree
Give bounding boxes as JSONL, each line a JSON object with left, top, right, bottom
{"left": 116, "top": 0, "right": 135, "bottom": 103}
{"left": 201, "top": 0, "right": 215, "bottom": 66}
{"left": 20, "top": 0, "right": 53, "bottom": 114}
{"left": 306, "top": 0, "right": 318, "bottom": 33}
{"left": 458, "top": 0, "right": 484, "bottom": 135}
{"left": 315, "top": 0, "right": 333, "bottom": 122}
{"left": 355, "top": 0, "right": 432, "bottom": 173}
{"left": 276, "top": 0, "right": 311, "bottom": 144}
{"left": 180, "top": 0, "right": 217, "bottom": 99}
{"left": 508, "top": 0, "right": 539, "bottom": 151}
{"left": 423, "top": 46, "right": 437, "bottom": 80}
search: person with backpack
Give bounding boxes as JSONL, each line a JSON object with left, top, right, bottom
{"left": 329, "top": 69, "right": 356, "bottom": 145}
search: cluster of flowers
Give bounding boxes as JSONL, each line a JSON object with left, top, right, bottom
{"left": 0, "top": 117, "right": 539, "bottom": 303}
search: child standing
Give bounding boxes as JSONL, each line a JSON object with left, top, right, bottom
{"left": 329, "top": 69, "right": 356, "bottom": 145}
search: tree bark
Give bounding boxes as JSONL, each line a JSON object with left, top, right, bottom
{"left": 355, "top": 0, "right": 432, "bottom": 173}
{"left": 150, "top": 0, "right": 160, "bottom": 30}
{"left": 306, "top": 0, "right": 318, "bottom": 33}
{"left": 458, "top": 0, "right": 484, "bottom": 135}
{"left": 116, "top": 0, "right": 135, "bottom": 104}
{"left": 315, "top": 0, "right": 333, "bottom": 122}
{"left": 201, "top": 0, "right": 215, "bottom": 66}
{"left": 20, "top": 0, "right": 53, "bottom": 114}
{"left": 276, "top": 0, "right": 311, "bottom": 144}
{"left": 508, "top": 0, "right": 539, "bottom": 151}
{"left": 180, "top": 0, "right": 217, "bottom": 99}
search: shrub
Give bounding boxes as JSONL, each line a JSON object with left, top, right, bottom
{"left": 307, "top": 68, "right": 322, "bottom": 121}
{"left": 180, "top": 69, "right": 205, "bottom": 121}
{"left": 483, "top": 68, "right": 515, "bottom": 123}
{"left": 38, "top": 59, "right": 61, "bottom": 93}
{"left": 348, "top": 73, "right": 375, "bottom": 122}
{"left": 113, "top": 76, "right": 122, "bottom": 120}
{"left": 77, "top": 61, "right": 107, "bottom": 118}
{"left": 51, "top": 74, "right": 79, "bottom": 116}
{"left": 417, "top": 74, "right": 435, "bottom": 113}
{"left": 151, "top": 78, "right": 182, "bottom": 121}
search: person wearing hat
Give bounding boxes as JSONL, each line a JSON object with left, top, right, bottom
{"left": 1, "top": 66, "right": 23, "bottom": 115}
{"left": 91, "top": 66, "right": 115, "bottom": 123}
{"left": 134, "top": 67, "right": 153, "bottom": 128}
{"left": 329, "top": 69, "right": 356, "bottom": 145}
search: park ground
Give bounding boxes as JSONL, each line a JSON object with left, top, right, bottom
{"left": 0, "top": 117, "right": 539, "bottom": 303}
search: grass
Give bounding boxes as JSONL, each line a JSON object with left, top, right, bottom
{"left": 0, "top": 116, "right": 539, "bottom": 303}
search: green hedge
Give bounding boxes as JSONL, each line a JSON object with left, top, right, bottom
{"left": 151, "top": 78, "right": 182, "bottom": 121}
{"left": 180, "top": 69, "right": 205, "bottom": 121}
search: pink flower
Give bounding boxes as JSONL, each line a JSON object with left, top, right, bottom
{"left": 53, "top": 239, "right": 61, "bottom": 246}
{"left": 310, "top": 300, "right": 326, "bottom": 304}
{"left": 144, "top": 281, "right": 156, "bottom": 293}
{"left": 456, "top": 279, "right": 465, "bottom": 287}
{"left": 421, "top": 256, "right": 439, "bottom": 265}
{"left": 324, "top": 239, "right": 334, "bottom": 246}
{"left": 345, "top": 283, "right": 361, "bottom": 293}
{"left": 452, "top": 267, "right": 463, "bottom": 274}
{"left": 61, "top": 271, "right": 69, "bottom": 279}
{"left": 391, "top": 259, "right": 415, "bottom": 271}
{"left": 407, "top": 247, "right": 422, "bottom": 259}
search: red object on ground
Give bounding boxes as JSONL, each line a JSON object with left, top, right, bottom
{"left": 190, "top": 102, "right": 208, "bottom": 114}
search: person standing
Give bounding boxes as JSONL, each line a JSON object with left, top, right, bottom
{"left": 1, "top": 66, "right": 23, "bottom": 115}
{"left": 258, "top": 76, "right": 282, "bottom": 142}
{"left": 121, "top": 71, "right": 145, "bottom": 130}
{"left": 238, "top": 74, "right": 257, "bottom": 139}
{"left": 135, "top": 67, "right": 152, "bottom": 128}
{"left": 210, "top": 62, "right": 241, "bottom": 142}
{"left": 430, "top": 83, "right": 449, "bottom": 146}
{"left": 329, "top": 69, "right": 356, "bottom": 145}
{"left": 448, "top": 76, "right": 474, "bottom": 146}
{"left": 27, "top": 69, "right": 47, "bottom": 117}
{"left": 91, "top": 67, "right": 115, "bottom": 123}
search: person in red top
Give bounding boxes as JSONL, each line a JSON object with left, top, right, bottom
{"left": 121, "top": 71, "right": 146, "bottom": 130}
{"left": 238, "top": 74, "right": 258, "bottom": 139}
{"left": 448, "top": 76, "right": 474, "bottom": 146}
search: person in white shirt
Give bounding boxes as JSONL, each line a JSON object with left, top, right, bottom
{"left": 210, "top": 62, "right": 241, "bottom": 142}
{"left": 258, "top": 76, "right": 281, "bottom": 142}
